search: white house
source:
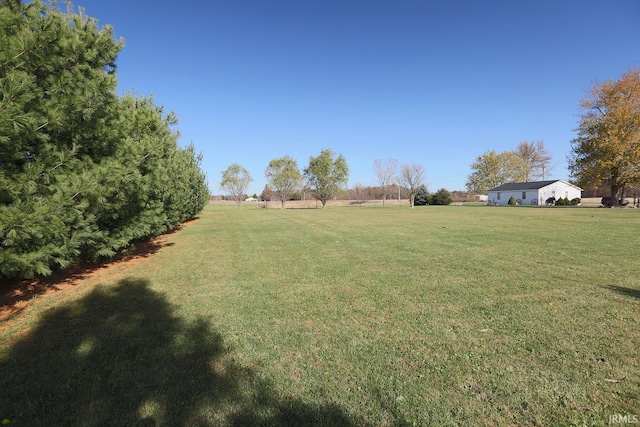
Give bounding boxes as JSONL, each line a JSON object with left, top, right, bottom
{"left": 487, "top": 180, "right": 582, "bottom": 206}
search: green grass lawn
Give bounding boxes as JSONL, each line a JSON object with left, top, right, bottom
{"left": 1, "top": 204, "right": 639, "bottom": 426}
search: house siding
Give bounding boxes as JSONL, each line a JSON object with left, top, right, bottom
{"left": 488, "top": 190, "right": 540, "bottom": 205}
{"left": 487, "top": 181, "right": 582, "bottom": 206}
{"left": 537, "top": 182, "right": 581, "bottom": 205}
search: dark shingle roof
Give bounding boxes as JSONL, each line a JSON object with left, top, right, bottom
{"left": 487, "top": 180, "right": 561, "bottom": 192}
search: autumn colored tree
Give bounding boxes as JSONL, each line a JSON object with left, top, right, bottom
{"left": 397, "top": 163, "right": 425, "bottom": 208}
{"left": 373, "top": 158, "right": 398, "bottom": 206}
{"left": 220, "top": 164, "right": 252, "bottom": 209}
{"left": 260, "top": 185, "right": 273, "bottom": 206}
{"left": 517, "top": 140, "right": 552, "bottom": 181}
{"left": 303, "top": 149, "right": 349, "bottom": 208}
{"left": 569, "top": 66, "right": 640, "bottom": 205}
{"left": 466, "top": 150, "right": 527, "bottom": 194}
{"left": 265, "top": 155, "right": 302, "bottom": 208}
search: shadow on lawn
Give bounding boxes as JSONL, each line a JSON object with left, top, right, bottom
{"left": 0, "top": 278, "right": 360, "bottom": 426}
{"left": 0, "top": 238, "right": 173, "bottom": 319}
{"left": 604, "top": 284, "right": 640, "bottom": 300}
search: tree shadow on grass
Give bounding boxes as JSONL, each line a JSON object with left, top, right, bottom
{"left": 0, "top": 238, "right": 173, "bottom": 319}
{"left": 604, "top": 284, "right": 640, "bottom": 300}
{"left": 0, "top": 278, "right": 362, "bottom": 426}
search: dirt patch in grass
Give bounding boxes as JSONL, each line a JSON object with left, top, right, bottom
{"left": 0, "top": 220, "right": 197, "bottom": 320}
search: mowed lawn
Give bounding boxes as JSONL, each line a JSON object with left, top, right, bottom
{"left": 1, "top": 204, "right": 639, "bottom": 426}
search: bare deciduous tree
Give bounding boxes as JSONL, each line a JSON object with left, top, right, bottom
{"left": 373, "top": 158, "right": 398, "bottom": 206}
{"left": 517, "top": 140, "right": 552, "bottom": 181}
{"left": 398, "top": 163, "right": 425, "bottom": 208}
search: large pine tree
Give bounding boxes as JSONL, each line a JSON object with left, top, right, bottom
{"left": 0, "top": 1, "right": 209, "bottom": 279}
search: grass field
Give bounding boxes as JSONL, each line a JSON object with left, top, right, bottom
{"left": 1, "top": 204, "right": 639, "bottom": 426}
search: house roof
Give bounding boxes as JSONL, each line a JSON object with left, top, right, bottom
{"left": 487, "top": 180, "right": 581, "bottom": 192}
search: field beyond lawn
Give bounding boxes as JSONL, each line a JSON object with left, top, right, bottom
{"left": 1, "top": 204, "right": 639, "bottom": 426}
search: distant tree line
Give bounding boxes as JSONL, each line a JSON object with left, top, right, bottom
{"left": 0, "top": 1, "right": 209, "bottom": 279}
{"left": 220, "top": 154, "right": 455, "bottom": 208}
{"left": 220, "top": 149, "right": 350, "bottom": 209}
{"left": 351, "top": 187, "right": 472, "bottom": 203}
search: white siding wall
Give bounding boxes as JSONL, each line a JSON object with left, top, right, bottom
{"left": 538, "top": 182, "right": 581, "bottom": 204}
{"left": 487, "top": 190, "right": 539, "bottom": 205}
{"left": 487, "top": 181, "right": 582, "bottom": 206}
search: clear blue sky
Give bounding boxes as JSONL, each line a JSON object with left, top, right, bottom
{"left": 75, "top": 0, "right": 639, "bottom": 196}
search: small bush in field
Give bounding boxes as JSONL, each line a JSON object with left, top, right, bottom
{"left": 508, "top": 196, "right": 517, "bottom": 205}
{"left": 431, "top": 188, "right": 453, "bottom": 205}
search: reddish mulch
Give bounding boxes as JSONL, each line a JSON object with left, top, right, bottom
{"left": 0, "top": 234, "right": 175, "bottom": 321}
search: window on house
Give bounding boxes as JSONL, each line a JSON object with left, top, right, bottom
{"left": 522, "top": 192, "right": 526, "bottom": 200}
{"left": 497, "top": 192, "right": 501, "bottom": 200}
{"left": 565, "top": 191, "right": 568, "bottom": 198}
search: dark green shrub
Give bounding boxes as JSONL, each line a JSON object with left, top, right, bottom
{"left": 571, "top": 197, "right": 581, "bottom": 205}
{"left": 431, "top": 188, "right": 453, "bottom": 205}
{"left": 546, "top": 197, "right": 556, "bottom": 205}
{"left": 508, "top": 196, "right": 517, "bottom": 205}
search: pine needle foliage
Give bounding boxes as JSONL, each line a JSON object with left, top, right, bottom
{"left": 0, "top": 0, "right": 209, "bottom": 279}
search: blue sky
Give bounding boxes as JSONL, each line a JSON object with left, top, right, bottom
{"left": 76, "top": 0, "right": 639, "bottom": 196}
